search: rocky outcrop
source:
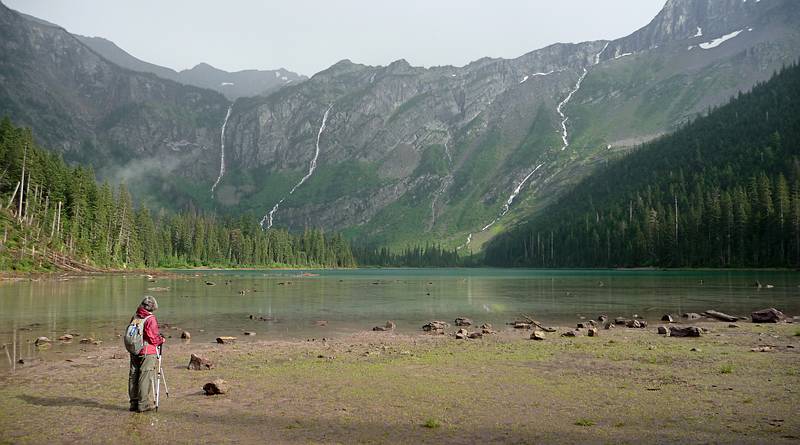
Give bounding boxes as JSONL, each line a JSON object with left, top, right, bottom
{"left": 751, "top": 308, "right": 785, "bottom": 323}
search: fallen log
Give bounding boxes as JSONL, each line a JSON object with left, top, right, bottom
{"left": 520, "top": 314, "right": 557, "bottom": 333}
{"left": 703, "top": 310, "right": 738, "bottom": 322}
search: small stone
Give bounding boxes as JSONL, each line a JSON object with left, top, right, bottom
{"left": 661, "top": 314, "right": 675, "bottom": 323}
{"left": 530, "top": 330, "right": 546, "bottom": 341}
{"left": 682, "top": 313, "right": 702, "bottom": 320}
{"left": 587, "top": 327, "right": 599, "bottom": 337}
{"left": 203, "top": 379, "right": 229, "bottom": 395}
{"left": 17, "top": 359, "right": 25, "bottom": 364}
{"left": 423, "top": 321, "right": 449, "bottom": 332}
{"left": 597, "top": 315, "right": 608, "bottom": 323}
{"left": 454, "top": 317, "right": 473, "bottom": 327}
{"left": 216, "top": 336, "right": 237, "bottom": 344}
{"left": 188, "top": 353, "right": 214, "bottom": 370}
{"left": 57, "top": 334, "right": 73, "bottom": 341}
{"left": 314, "top": 320, "right": 328, "bottom": 327}
{"left": 92, "top": 340, "right": 103, "bottom": 345}
{"left": 657, "top": 326, "right": 669, "bottom": 335}
{"left": 481, "top": 328, "right": 496, "bottom": 335}
{"left": 604, "top": 322, "right": 615, "bottom": 330}
{"left": 561, "top": 330, "right": 582, "bottom": 337}
{"left": 468, "top": 332, "right": 483, "bottom": 339}
{"left": 79, "top": 338, "right": 94, "bottom": 344}
{"left": 373, "top": 321, "right": 396, "bottom": 331}
{"left": 243, "top": 331, "right": 256, "bottom": 336}
{"left": 690, "top": 347, "right": 701, "bottom": 352}
{"left": 751, "top": 308, "right": 786, "bottom": 323}
{"left": 626, "top": 319, "right": 646, "bottom": 329}
{"left": 205, "top": 281, "right": 216, "bottom": 286}
{"left": 480, "top": 323, "right": 493, "bottom": 330}
{"left": 614, "top": 317, "right": 629, "bottom": 325}
{"left": 728, "top": 324, "right": 739, "bottom": 328}
{"left": 750, "top": 346, "right": 773, "bottom": 352}
{"left": 34, "top": 336, "right": 52, "bottom": 346}
{"left": 455, "top": 328, "right": 469, "bottom": 340}
{"left": 181, "top": 331, "right": 191, "bottom": 339}
{"left": 513, "top": 322, "right": 532, "bottom": 329}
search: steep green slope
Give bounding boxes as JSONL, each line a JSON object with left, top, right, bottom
{"left": 484, "top": 62, "right": 800, "bottom": 267}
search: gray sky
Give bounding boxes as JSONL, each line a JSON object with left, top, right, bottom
{"left": 5, "top": 0, "right": 666, "bottom": 76}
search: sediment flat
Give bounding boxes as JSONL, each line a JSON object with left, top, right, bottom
{"left": 1, "top": 322, "right": 798, "bottom": 444}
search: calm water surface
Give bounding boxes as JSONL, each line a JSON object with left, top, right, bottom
{"left": 1, "top": 268, "right": 798, "bottom": 370}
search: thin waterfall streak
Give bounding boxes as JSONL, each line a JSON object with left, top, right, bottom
{"left": 261, "top": 104, "right": 333, "bottom": 230}
{"left": 211, "top": 105, "right": 233, "bottom": 197}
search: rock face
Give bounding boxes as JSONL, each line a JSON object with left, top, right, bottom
{"left": 669, "top": 326, "right": 703, "bottom": 337}
{"left": 3, "top": 1, "right": 799, "bottom": 247}
{"left": 188, "top": 353, "right": 214, "bottom": 370}
{"left": 203, "top": 379, "right": 229, "bottom": 395}
{"left": 751, "top": 308, "right": 785, "bottom": 323}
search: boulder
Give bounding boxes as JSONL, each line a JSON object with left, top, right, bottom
{"left": 455, "top": 328, "right": 469, "bottom": 340}
{"left": 188, "top": 353, "right": 214, "bottom": 370}
{"left": 669, "top": 326, "right": 702, "bottom": 337}
{"left": 180, "top": 331, "right": 191, "bottom": 339}
{"left": 703, "top": 310, "right": 738, "bottom": 322}
{"left": 587, "top": 327, "right": 599, "bottom": 337}
{"left": 657, "top": 326, "right": 669, "bottom": 335}
{"left": 454, "top": 317, "right": 473, "bottom": 327}
{"left": 530, "top": 330, "right": 546, "bottom": 341}
{"left": 423, "top": 321, "right": 449, "bottom": 332}
{"left": 468, "top": 332, "right": 483, "bottom": 339}
{"left": 661, "top": 314, "right": 675, "bottom": 323}
{"left": 751, "top": 308, "right": 786, "bottom": 323}
{"left": 604, "top": 322, "right": 615, "bottom": 330}
{"left": 216, "top": 336, "right": 237, "bottom": 344}
{"left": 682, "top": 313, "right": 702, "bottom": 320}
{"left": 626, "top": 319, "right": 647, "bottom": 329}
{"left": 34, "top": 336, "right": 51, "bottom": 346}
{"left": 203, "top": 379, "right": 229, "bottom": 395}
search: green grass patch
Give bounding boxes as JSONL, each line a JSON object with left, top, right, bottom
{"left": 574, "top": 418, "right": 596, "bottom": 427}
{"left": 719, "top": 363, "right": 734, "bottom": 374}
{"left": 422, "top": 418, "right": 441, "bottom": 429}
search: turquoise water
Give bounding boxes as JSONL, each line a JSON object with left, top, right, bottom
{"left": 1, "top": 269, "right": 798, "bottom": 369}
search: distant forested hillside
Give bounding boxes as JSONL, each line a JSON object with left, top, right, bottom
{"left": 484, "top": 62, "right": 800, "bottom": 268}
{"left": 0, "top": 118, "right": 355, "bottom": 271}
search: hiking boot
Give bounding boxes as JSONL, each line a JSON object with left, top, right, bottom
{"left": 129, "top": 402, "right": 138, "bottom": 412}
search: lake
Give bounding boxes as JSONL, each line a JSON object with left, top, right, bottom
{"left": 1, "top": 268, "right": 798, "bottom": 370}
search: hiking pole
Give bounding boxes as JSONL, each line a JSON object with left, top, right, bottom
{"left": 159, "top": 343, "right": 170, "bottom": 398}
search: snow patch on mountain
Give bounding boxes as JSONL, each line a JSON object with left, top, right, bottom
{"left": 699, "top": 30, "right": 744, "bottom": 49}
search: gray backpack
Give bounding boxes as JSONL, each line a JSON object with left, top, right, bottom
{"left": 123, "top": 315, "right": 152, "bottom": 355}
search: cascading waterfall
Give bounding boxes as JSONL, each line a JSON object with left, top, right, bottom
{"left": 460, "top": 43, "right": 610, "bottom": 249}
{"left": 428, "top": 137, "right": 454, "bottom": 230}
{"left": 211, "top": 105, "right": 233, "bottom": 197}
{"left": 261, "top": 104, "right": 334, "bottom": 230}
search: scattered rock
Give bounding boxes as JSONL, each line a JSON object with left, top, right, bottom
{"left": 455, "top": 328, "right": 469, "bottom": 340}
{"left": 203, "top": 379, "right": 229, "bottom": 395}
{"left": 57, "top": 334, "right": 73, "bottom": 341}
{"left": 243, "top": 331, "right": 256, "bottom": 336}
{"left": 314, "top": 320, "right": 328, "bottom": 327}
{"left": 587, "top": 327, "right": 599, "bottom": 337}
{"left": 513, "top": 322, "right": 532, "bottom": 329}
{"left": 661, "top": 314, "right": 675, "bottom": 323}
{"left": 79, "top": 338, "right": 94, "bottom": 344}
{"left": 17, "top": 359, "right": 24, "bottom": 364}
{"left": 625, "top": 319, "right": 647, "bottom": 329}
{"left": 751, "top": 308, "right": 786, "bottom": 323}
{"left": 561, "top": 330, "right": 582, "bottom": 337}
{"left": 468, "top": 332, "right": 483, "bottom": 339}
{"left": 657, "top": 326, "right": 669, "bottom": 335}
{"left": 669, "top": 326, "right": 703, "bottom": 337}
{"left": 728, "top": 324, "right": 740, "bottom": 328}
{"left": 454, "top": 317, "right": 473, "bottom": 327}
{"left": 481, "top": 327, "right": 496, "bottom": 335}
{"left": 704, "top": 310, "right": 739, "bottom": 322}
{"left": 34, "top": 336, "right": 51, "bottom": 346}
{"left": 373, "top": 321, "right": 396, "bottom": 331}
{"left": 614, "top": 317, "right": 629, "bottom": 325}
{"left": 188, "top": 353, "right": 214, "bottom": 370}
{"left": 597, "top": 315, "right": 608, "bottom": 323}
{"left": 92, "top": 340, "right": 102, "bottom": 345}
{"left": 604, "top": 322, "right": 615, "bottom": 330}
{"left": 422, "top": 321, "right": 449, "bottom": 334}
{"left": 750, "top": 346, "right": 773, "bottom": 352}
{"left": 682, "top": 313, "right": 702, "bottom": 320}
{"left": 205, "top": 281, "right": 216, "bottom": 286}
{"left": 530, "top": 330, "right": 546, "bottom": 341}
{"left": 577, "top": 321, "right": 596, "bottom": 329}
{"left": 181, "top": 331, "right": 191, "bottom": 339}
{"left": 216, "top": 336, "right": 237, "bottom": 344}
{"left": 690, "top": 347, "right": 702, "bottom": 352}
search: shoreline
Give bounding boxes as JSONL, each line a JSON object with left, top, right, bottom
{"left": 1, "top": 321, "right": 798, "bottom": 443}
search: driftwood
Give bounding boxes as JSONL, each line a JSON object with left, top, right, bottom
{"left": 520, "top": 314, "right": 556, "bottom": 333}
{"left": 703, "top": 310, "right": 738, "bottom": 322}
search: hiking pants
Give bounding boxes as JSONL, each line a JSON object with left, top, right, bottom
{"left": 129, "top": 354, "right": 157, "bottom": 409}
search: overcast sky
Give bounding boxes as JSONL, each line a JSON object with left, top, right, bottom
{"left": 5, "top": 0, "right": 666, "bottom": 76}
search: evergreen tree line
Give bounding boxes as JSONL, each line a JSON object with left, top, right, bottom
{"left": 0, "top": 117, "right": 355, "bottom": 270}
{"left": 484, "top": 62, "right": 800, "bottom": 268}
{"left": 352, "top": 243, "right": 463, "bottom": 267}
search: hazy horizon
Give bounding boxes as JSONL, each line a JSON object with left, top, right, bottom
{"left": 4, "top": 0, "right": 666, "bottom": 76}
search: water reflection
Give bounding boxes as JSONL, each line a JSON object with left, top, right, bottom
{"left": 1, "top": 269, "right": 798, "bottom": 371}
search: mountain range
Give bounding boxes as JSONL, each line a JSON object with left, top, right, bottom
{"left": 1, "top": 0, "right": 798, "bottom": 250}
